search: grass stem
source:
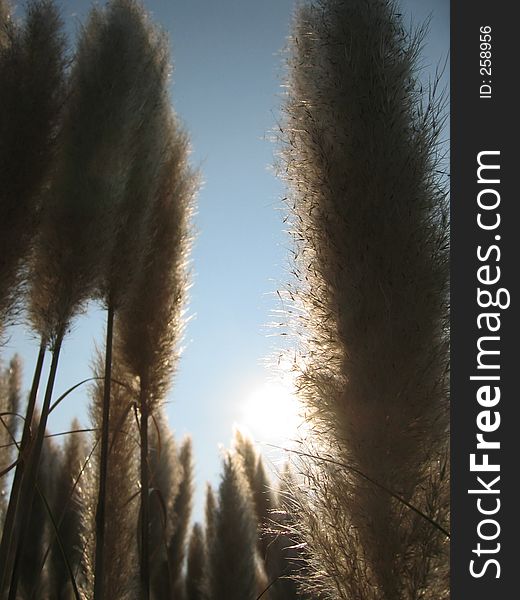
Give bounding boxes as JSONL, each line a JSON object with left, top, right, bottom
{"left": 93, "top": 304, "right": 114, "bottom": 600}
{"left": 8, "top": 330, "right": 64, "bottom": 600}
{"left": 0, "top": 341, "right": 46, "bottom": 594}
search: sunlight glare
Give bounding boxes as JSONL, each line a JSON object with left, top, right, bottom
{"left": 239, "top": 378, "right": 304, "bottom": 444}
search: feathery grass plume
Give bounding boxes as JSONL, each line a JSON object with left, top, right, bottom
{"left": 0, "top": 356, "right": 21, "bottom": 459}
{"left": 281, "top": 0, "right": 449, "bottom": 597}
{"left": 0, "top": 0, "right": 66, "bottom": 331}
{"left": 251, "top": 458, "right": 275, "bottom": 552}
{"left": 116, "top": 111, "right": 196, "bottom": 597}
{"left": 49, "top": 422, "right": 88, "bottom": 599}
{"left": 233, "top": 430, "right": 275, "bottom": 560}
{"left": 186, "top": 523, "right": 206, "bottom": 600}
{"left": 89, "top": 3, "right": 174, "bottom": 595}
{"left": 147, "top": 414, "right": 181, "bottom": 598}
{"left": 0, "top": 357, "right": 22, "bottom": 522}
{"left": 99, "top": 0, "right": 171, "bottom": 312}
{"left": 29, "top": 0, "right": 159, "bottom": 344}
{"left": 117, "top": 115, "right": 196, "bottom": 409}
{"left": 234, "top": 429, "right": 258, "bottom": 490}
{"left": 0, "top": 0, "right": 9, "bottom": 47}
{"left": 151, "top": 436, "right": 194, "bottom": 599}
{"left": 17, "top": 425, "right": 61, "bottom": 599}
{"left": 83, "top": 347, "right": 140, "bottom": 600}
{"left": 204, "top": 483, "right": 216, "bottom": 550}
{"left": 265, "top": 466, "right": 313, "bottom": 600}
{"left": 207, "top": 453, "right": 261, "bottom": 600}
{"left": 170, "top": 438, "right": 194, "bottom": 587}
{"left": 4, "top": 357, "right": 21, "bottom": 436}
{"left": 0, "top": 4, "right": 66, "bottom": 585}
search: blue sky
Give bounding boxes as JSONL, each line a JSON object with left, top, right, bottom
{"left": 3, "top": 0, "right": 449, "bottom": 521}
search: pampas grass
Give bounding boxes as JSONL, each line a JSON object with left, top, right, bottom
{"left": 116, "top": 112, "right": 196, "bottom": 597}
{"left": 0, "top": 356, "right": 21, "bottom": 520}
{"left": 169, "top": 438, "right": 194, "bottom": 588}
{"left": 0, "top": 3, "right": 66, "bottom": 589}
{"left": 281, "top": 0, "right": 449, "bottom": 598}
{"left": 85, "top": 348, "right": 140, "bottom": 600}
{"left": 49, "top": 421, "right": 88, "bottom": 599}
{"left": 204, "top": 483, "right": 217, "bottom": 550}
{"left": 0, "top": 0, "right": 9, "bottom": 48}
{"left": 186, "top": 523, "right": 206, "bottom": 600}
{"left": 0, "top": 0, "right": 65, "bottom": 331}
{"left": 99, "top": 0, "right": 171, "bottom": 312}
{"left": 147, "top": 416, "right": 181, "bottom": 599}
{"left": 88, "top": 3, "right": 176, "bottom": 594}
{"left": 150, "top": 436, "right": 194, "bottom": 599}
{"left": 206, "top": 454, "right": 262, "bottom": 600}
{"left": 28, "top": 0, "right": 153, "bottom": 343}
{"left": 17, "top": 422, "right": 61, "bottom": 599}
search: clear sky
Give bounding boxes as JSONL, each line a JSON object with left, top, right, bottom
{"left": 3, "top": 0, "right": 449, "bottom": 522}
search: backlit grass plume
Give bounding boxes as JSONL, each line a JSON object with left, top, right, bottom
{"left": 147, "top": 415, "right": 181, "bottom": 598}
{"left": 167, "top": 437, "right": 194, "bottom": 594}
{"left": 0, "top": 0, "right": 65, "bottom": 331}
{"left": 0, "top": 356, "right": 21, "bottom": 520}
{"left": 206, "top": 454, "right": 262, "bottom": 600}
{"left": 29, "top": 0, "right": 163, "bottom": 344}
{"left": 3, "top": 0, "right": 169, "bottom": 591}
{"left": 116, "top": 111, "right": 196, "bottom": 597}
{"left": 204, "top": 483, "right": 217, "bottom": 550}
{"left": 150, "top": 436, "right": 193, "bottom": 599}
{"left": 17, "top": 422, "right": 61, "bottom": 599}
{"left": 234, "top": 429, "right": 276, "bottom": 558}
{"left": 117, "top": 117, "right": 195, "bottom": 410}
{"left": 99, "top": 0, "right": 171, "bottom": 312}
{"left": 281, "top": 0, "right": 449, "bottom": 597}
{"left": 89, "top": 3, "right": 175, "bottom": 595}
{"left": 0, "top": 2, "right": 66, "bottom": 590}
{"left": 186, "top": 523, "right": 206, "bottom": 600}
{"left": 49, "top": 422, "right": 88, "bottom": 599}
{"left": 85, "top": 347, "right": 140, "bottom": 600}
{"left": 0, "top": 1, "right": 9, "bottom": 48}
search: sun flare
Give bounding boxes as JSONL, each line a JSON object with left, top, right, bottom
{"left": 239, "top": 379, "right": 304, "bottom": 444}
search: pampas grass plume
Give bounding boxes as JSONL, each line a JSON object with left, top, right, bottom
{"left": 282, "top": 0, "right": 449, "bottom": 597}
{"left": 85, "top": 348, "right": 140, "bottom": 600}
{"left": 186, "top": 523, "right": 206, "bottom": 600}
{"left": 207, "top": 453, "right": 261, "bottom": 600}
{"left": 0, "top": 0, "right": 65, "bottom": 330}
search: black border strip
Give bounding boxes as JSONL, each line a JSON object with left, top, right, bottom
{"left": 451, "top": 1, "right": 519, "bottom": 596}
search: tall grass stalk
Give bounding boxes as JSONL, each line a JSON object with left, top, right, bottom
{"left": 166, "top": 438, "right": 193, "bottom": 595}
{"left": 0, "top": 356, "right": 22, "bottom": 520}
{"left": 49, "top": 421, "right": 87, "bottom": 598}
{"left": 147, "top": 415, "right": 181, "bottom": 597}
{"left": 0, "top": 343, "right": 46, "bottom": 594}
{"left": 86, "top": 348, "right": 140, "bottom": 600}
{"left": 117, "top": 114, "right": 196, "bottom": 597}
{"left": 186, "top": 523, "right": 206, "bottom": 600}
{"left": 282, "top": 0, "right": 449, "bottom": 597}
{"left": 0, "top": 0, "right": 65, "bottom": 331}
{"left": 8, "top": 331, "right": 64, "bottom": 599}
{"left": 207, "top": 454, "right": 261, "bottom": 600}
{"left": 89, "top": 3, "right": 173, "bottom": 594}
{"left": 0, "top": 1, "right": 9, "bottom": 48}
{"left": 17, "top": 427, "right": 61, "bottom": 598}
{"left": 0, "top": 3, "right": 65, "bottom": 582}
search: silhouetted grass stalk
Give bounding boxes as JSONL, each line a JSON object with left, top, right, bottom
{"left": 282, "top": 0, "right": 449, "bottom": 597}
{"left": 139, "top": 384, "right": 150, "bottom": 600}
{"left": 0, "top": 342, "right": 46, "bottom": 594}
{"left": 8, "top": 329, "right": 64, "bottom": 599}
{"left": 34, "top": 482, "right": 81, "bottom": 600}
{"left": 93, "top": 304, "right": 114, "bottom": 600}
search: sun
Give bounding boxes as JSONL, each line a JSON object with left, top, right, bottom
{"left": 238, "top": 378, "right": 304, "bottom": 445}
